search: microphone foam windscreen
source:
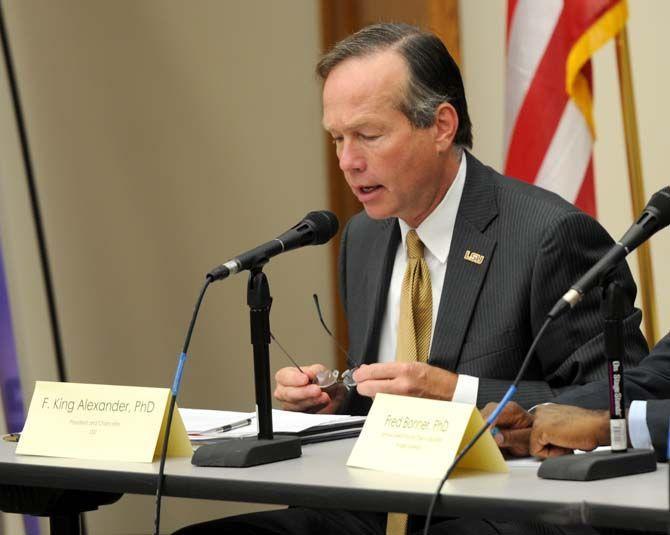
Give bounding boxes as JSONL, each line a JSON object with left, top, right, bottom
{"left": 306, "top": 210, "right": 339, "bottom": 244}
{"left": 648, "top": 186, "right": 670, "bottom": 227}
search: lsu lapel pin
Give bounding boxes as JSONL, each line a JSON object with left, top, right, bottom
{"left": 464, "top": 250, "right": 485, "bottom": 265}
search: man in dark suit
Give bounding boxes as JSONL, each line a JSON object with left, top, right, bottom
{"left": 274, "top": 22, "right": 647, "bottom": 417}
{"left": 488, "top": 333, "right": 670, "bottom": 461}
{"left": 551, "top": 331, "right": 670, "bottom": 411}
{"left": 175, "top": 22, "right": 647, "bottom": 535}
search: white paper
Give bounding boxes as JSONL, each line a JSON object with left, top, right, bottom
{"left": 505, "top": 446, "right": 613, "bottom": 467}
{"left": 179, "top": 408, "right": 255, "bottom": 433}
{"left": 180, "top": 408, "right": 365, "bottom": 441}
{"left": 505, "top": 457, "right": 541, "bottom": 467}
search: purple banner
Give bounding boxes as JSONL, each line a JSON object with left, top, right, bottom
{"left": 0, "top": 245, "right": 24, "bottom": 433}
{"left": 0, "top": 242, "right": 39, "bottom": 534}
{"left": 0, "top": 244, "right": 24, "bottom": 432}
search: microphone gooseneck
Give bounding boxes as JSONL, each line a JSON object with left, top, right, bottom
{"left": 550, "top": 186, "right": 670, "bottom": 319}
{"left": 154, "top": 277, "right": 212, "bottom": 535}
{"left": 154, "top": 210, "right": 338, "bottom": 534}
{"left": 424, "top": 187, "right": 670, "bottom": 534}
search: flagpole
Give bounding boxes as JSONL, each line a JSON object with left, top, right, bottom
{"left": 614, "top": 25, "right": 659, "bottom": 344}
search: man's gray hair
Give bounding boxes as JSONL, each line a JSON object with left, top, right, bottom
{"left": 317, "top": 23, "right": 473, "bottom": 148}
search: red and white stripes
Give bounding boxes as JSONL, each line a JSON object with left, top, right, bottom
{"left": 504, "top": 0, "right": 628, "bottom": 217}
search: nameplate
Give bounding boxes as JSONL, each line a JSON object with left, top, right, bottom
{"left": 17, "top": 381, "right": 192, "bottom": 462}
{"left": 346, "top": 393, "right": 507, "bottom": 478}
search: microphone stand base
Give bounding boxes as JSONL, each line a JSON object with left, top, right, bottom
{"left": 537, "top": 449, "right": 656, "bottom": 481}
{"left": 192, "top": 436, "right": 302, "bottom": 467}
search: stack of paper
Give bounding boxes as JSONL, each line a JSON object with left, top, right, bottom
{"left": 180, "top": 408, "right": 365, "bottom": 441}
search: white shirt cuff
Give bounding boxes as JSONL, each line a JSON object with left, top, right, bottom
{"left": 628, "top": 400, "right": 653, "bottom": 450}
{"left": 452, "top": 374, "right": 479, "bottom": 405}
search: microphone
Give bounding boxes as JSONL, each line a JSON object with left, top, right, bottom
{"left": 207, "top": 210, "right": 339, "bottom": 281}
{"left": 549, "top": 186, "right": 670, "bottom": 318}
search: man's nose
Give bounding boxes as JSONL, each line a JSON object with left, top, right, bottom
{"left": 338, "top": 141, "right": 366, "bottom": 174}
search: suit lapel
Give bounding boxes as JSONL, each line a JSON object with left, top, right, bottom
{"left": 358, "top": 219, "right": 399, "bottom": 365}
{"left": 429, "top": 152, "right": 498, "bottom": 369}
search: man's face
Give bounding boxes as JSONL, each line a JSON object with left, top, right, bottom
{"left": 322, "top": 50, "right": 452, "bottom": 227}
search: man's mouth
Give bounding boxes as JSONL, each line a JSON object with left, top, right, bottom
{"left": 354, "top": 184, "right": 384, "bottom": 204}
{"left": 359, "top": 185, "right": 381, "bottom": 193}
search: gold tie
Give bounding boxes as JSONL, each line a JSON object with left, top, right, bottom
{"left": 386, "top": 230, "right": 433, "bottom": 535}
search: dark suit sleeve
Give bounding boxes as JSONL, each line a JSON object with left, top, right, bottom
{"left": 646, "top": 399, "right": 670, "bottom": 461}
{"left": 477, "top": 211, "right": 648, "bottom": 408}
{"left": 551, "top": 334, "right": 670, "bottom": 409}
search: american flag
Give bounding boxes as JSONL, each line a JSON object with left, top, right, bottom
{"left": 504, "top": 0, "right": 628, "bottom": 217}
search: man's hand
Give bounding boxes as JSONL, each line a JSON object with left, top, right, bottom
{"left": 274, "top": 364, "right": 346, "bottom": 414}
{"left": 352, "top": 362, "right": 458, "bottom": 401}
{"left": 530, "top": 405, "right": 610, "bottom": 458}
{"left": 481, "top": 401, "right": 534, "bottom": 457}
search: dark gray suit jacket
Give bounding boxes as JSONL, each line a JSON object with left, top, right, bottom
{"left": 338, "top": 152, "right": 648, "bottom": 414}
{"left": 553, "top": 333, "right": 670, "bottom": 461}
{"left": 554, "top": 333, "right": 670, "bottom": 407}
{"left": 646, "top": 399, "right": 670, "bottom": 461}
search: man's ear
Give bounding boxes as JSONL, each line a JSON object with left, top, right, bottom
{"left": 434, "top": 102, "right": 459, "bottom": 152}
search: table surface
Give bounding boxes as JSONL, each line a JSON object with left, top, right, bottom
{"left": 0, "top": 439, "right": 668, "bottom": 531}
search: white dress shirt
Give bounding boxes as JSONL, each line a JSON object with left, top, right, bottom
{"left": 376, "top": 154, "right": 479, "bottom": 403}
{"left": 628, "top": 400, "right": 654, "bottom": 450}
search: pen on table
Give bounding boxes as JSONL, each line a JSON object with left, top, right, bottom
{"left": 202, "top": 417, "right": 254, "bottom": 434}
{"left": 2, "top": 433, "right": 20, "bottom": 442}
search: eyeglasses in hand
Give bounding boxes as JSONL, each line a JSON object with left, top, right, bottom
{"left": 269, "top": 294, "right": 358, "bottom": 390}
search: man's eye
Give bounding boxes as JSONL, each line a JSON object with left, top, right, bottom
{"left": 359, "top": 134, "right": 380, "bottom": 141}
{"left": 331, "top": 137, "right": 343, "bottom": 145}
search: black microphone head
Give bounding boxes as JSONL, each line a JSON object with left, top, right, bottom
{"left": 620, "top": 186, "right": 670, "bottom": 252}
{"left": 304, "top": 210, "right": 339, "bottom": 244}
{"left": 646, "top": 186, "right": 670, "bottom": 228}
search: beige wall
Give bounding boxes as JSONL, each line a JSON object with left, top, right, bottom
{"left": 0, "top": 1, "right": 332, "bottom": 533}
{"left": 2, "top": 1, "right": 670, "bottom": 533}
{"left": 461, "top": 0, "right": 670, "bottom": 337}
